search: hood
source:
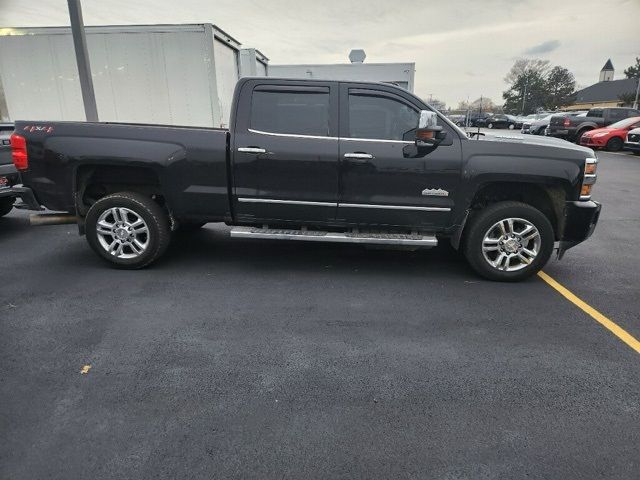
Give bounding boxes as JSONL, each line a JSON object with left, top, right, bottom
{"left": 475, "top": 131, "right": 593, "bottom": 155}
{"left": 584, "top": 127, "right": 621, "bottom": 137}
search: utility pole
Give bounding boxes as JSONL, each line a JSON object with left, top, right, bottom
{"left": 633, "top": 76, "right": 640, "bottom": 110}
{"left": 67, "top": 0, "right": 99, "bottom": 122}
{"left": 521, "top": 73, "right": 529, "bottom": 115}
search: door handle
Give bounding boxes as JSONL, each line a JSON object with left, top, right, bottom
{"left": 238, "top": 147, "right": 266, "bottom": 154}
{"left": 344, "top": 152, "right": 374, "bottom": 160}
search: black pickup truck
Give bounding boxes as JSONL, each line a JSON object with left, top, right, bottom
{"left": 6, "top": 78, "right": 601, "bottom": 281}
{"left": 0, "top": 123, "right": 23, "bottom": 217}
{"left": 548, "top": 107, "right": 640, "bottom": 142}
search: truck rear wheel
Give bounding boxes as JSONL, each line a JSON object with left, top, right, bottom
{"left": 0, "top": 197, "right": 14, "bottom": 217}
{"left": 85, "top": 192, "right": 170, "bottom": 269}
{"left": 463, "top": 201, "right": 554, "bottom": 282}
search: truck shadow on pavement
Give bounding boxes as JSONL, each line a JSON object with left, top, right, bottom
{"left": 161, "top": 224, "right": 476, "bottom": 281}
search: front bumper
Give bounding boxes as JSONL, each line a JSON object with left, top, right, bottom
{"left": 624, "top": 142, "right": 640, "bottom": 153}
{"left": 580, "top": 137, "right": 607, "bottom": 148}
{"left": 557, "top": 200, "right": 601, "bottom": 259}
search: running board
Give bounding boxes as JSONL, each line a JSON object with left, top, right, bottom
{"left": 229, "top": 227, "right": 437, "bottom": 247}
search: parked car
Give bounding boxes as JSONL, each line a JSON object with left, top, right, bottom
{"left": 5, "top": 78, "right": 601, "bottom": 281}
{"left": 579, "top": 116, "right": 640, "bottom": 151}
{"left": 477, "top": 114, "right": 516, "bottom": 129}
{"left": 0, "top": 123, "right": 22, "bottom": 218}
{"left": 461, "top": 112, "right": 491, "bottom": 127}
{"left": 520, "top": 113, "right": 551, "bottom": 134}
{"left": 548, "top": 107, "right": 640, "bottom": 143}
{"left": 476, "top": 113, "right": 515, "bottom": 130}
{"left": 526, "top": 114, "right": 554, "bottom": 135}
{"left": 623, "top": 127, "right": 640, "bottom": 155}
{"left": 512, "top": 115, "right": 528, "bottom": 129}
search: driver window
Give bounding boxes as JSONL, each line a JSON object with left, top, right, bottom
{"left": 348, "top": 93, "right": 419, "bottom": 141}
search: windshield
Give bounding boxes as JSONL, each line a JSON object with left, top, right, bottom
{"left": 608, "top": 117, "right": 640, "bottom": 129}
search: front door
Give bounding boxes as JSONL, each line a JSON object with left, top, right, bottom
{"left": 232, "top": 81, "right": 339, "bottom": 225}
{"left": 337, "top": 85, "right": 462, "bottom": 229}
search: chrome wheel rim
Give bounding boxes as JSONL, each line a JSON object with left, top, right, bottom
{"left": 482, "top": 217, "right": 541, "bottom": 272}
{"left": 96, "top": 207, "right": 149, "bottom": 259}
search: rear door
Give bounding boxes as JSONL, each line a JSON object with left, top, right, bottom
{"left": 231, "top": 80, "right": 339, "bottom": 224}
{"left": 337, "top": 84, "right": 462, "bottom": 229}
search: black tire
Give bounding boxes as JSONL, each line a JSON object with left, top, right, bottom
{"left": 463, "top": 201, "right": 554, "bottom": 282}
{"left": 633, "top": 151, "right": 640, "bottom": 156}
{"left": 575, "top": 129, "right": 590, "bottom": 144}
{"left": 605, "top": 137, "right": 623, "bottom": 152}
{"left": 85, "top": 192, "right": 170, "bottom": 269}
{"left": 0, "top": 197, "right": 14, "bottom": 217}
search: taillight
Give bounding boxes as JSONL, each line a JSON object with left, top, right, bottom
{"left": 563, "top": 118, "right": 571, "bottom": 127}
{"left": 10, "top": 133, "right": 28, "bottom": 170}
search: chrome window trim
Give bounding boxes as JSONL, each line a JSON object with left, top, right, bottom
{"left": 341, "top": 137, "right": 414, "bottom": 145}
{"left": 339, "top": 203, "right": 451, "bottom": 212}
{"left": 247, "top": 128, "right": 413, "bottom": 144}
{"left": 238, "top": 198, "right": 337, "bottom": 207}
{"left": 248, "top": 128, "right": 334, "bottom": 141}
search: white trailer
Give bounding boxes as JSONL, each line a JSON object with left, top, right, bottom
{"left": 269, "top": 61, "right": 415, "bottom": 92}
{"left": 0, "top": 24, "right": 268, "bottom": 128}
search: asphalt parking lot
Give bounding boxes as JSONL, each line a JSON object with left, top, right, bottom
{"left": 1, "top": 150, "right": 639, "bottom": 479}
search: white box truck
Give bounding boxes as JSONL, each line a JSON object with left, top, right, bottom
{"left": 0, "top": 24, "right": 268, "bottom": 128}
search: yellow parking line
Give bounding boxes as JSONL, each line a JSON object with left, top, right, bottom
{"left": 538, "top": 271, "right": 640, "bottom": 354}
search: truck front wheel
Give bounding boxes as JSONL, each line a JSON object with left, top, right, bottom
{"left": 463, "top": 201, "right": 554, "bottom": 281}
{"left": 85, "top": 192, "right": 170, "bottom": 269}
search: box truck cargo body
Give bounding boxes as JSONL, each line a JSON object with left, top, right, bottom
{"left": 0, "top": 24, "right": 266, "bottom": 127}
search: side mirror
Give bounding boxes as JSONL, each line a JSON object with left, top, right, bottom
{"left": 416, "top": 110, "right": 445, "bottom": 148}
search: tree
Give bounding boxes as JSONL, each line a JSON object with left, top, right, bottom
{"left": 624, "top": 57, "right": 640, "bottom": 79}
{"left": 546, "top": 66, "right": 576, "bottom": 109}
{"left": 429, "top": 98, "right": 446, "bottom": 112}
{"left": 456, "top": 97, "right": 498, "bottom": 113}
{"left": 503, "top": 68, "right": 547, "bottom": 114}
{"left": 502, "top": 58, "right": 577, "bottom": 114}
{"left": 504, "top": 58, "right": 550, "bottom": 85}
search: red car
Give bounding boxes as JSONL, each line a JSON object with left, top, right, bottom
{"left": 580, "top": 116, "right": 640, "bottom": 151}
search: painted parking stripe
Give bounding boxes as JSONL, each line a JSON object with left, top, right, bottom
{"left": 538, "top": 271, "right": 640, "bottom": 354}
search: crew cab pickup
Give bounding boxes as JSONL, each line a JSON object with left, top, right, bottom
{"left": 8, "top": 78, "right": 601, "bottom": 281}
{"left": 0, "top": 123, "right": 28, "bottom": 217}
{"left": 548, "top": 107, "right": 640, "bottom": 142}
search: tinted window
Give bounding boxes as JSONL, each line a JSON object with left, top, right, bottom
{"left": 588, "top": 109, "right": 603, "bottom": 118}
{"left": 251, "top": 89, "right": 330, "bottom": 136}
{"left": 609, "top": 109, "right": 625, "bottom": 121}
{"left": 348, "top": 93, "right": 419, "bottom": 141}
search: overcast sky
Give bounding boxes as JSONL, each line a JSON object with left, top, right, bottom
{"left": 0, "top": 0, "right": 638, "bottom": 107}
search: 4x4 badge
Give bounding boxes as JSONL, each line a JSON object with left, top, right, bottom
{"left": 422, "top": 188, "right": 449, "bottom": 197}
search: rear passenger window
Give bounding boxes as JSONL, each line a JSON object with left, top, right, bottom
{"left": 250, "top": 88, "right": 330, "bottom": 136}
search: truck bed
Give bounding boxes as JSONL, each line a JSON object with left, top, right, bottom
{"left": 14, "top": 121, "right": 231, "bottom": 220}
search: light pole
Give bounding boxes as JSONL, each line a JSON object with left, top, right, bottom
{"left": 67, "top": 0, "right": 99, "bottom": 122}
{"left": 633, "top": 76, "right": 640, "bottom": 110}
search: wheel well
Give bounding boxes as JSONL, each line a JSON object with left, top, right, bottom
{"left": 75, "top": 165, "right": 163, "bottom": 216}
{"left": 468, "top": 182, "right": 566, "bottom": 240}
